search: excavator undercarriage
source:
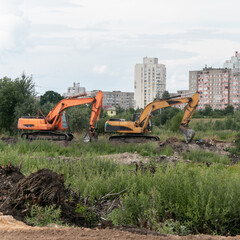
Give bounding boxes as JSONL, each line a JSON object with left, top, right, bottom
{"left": 109, "top": 134, "right": 160, "bottom": 143}
{"left": 21, "top": 131, "right": 74, "bottom": 141}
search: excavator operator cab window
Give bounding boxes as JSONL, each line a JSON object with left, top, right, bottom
{"left": 133, "top": 113, "right": 152, "bottom": 130}
{"left": 132, "top": 113, "right": 140, "bottom": 122}
{"left": 61, "top": 112, "right": 68, "bottom": 128}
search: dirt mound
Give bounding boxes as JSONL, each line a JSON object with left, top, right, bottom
{"left": 159, "top": 137, "right": 190, "bottom": 154}
{"left": 0, "top": 166, "right": 85, "bottom": 226}
{"left": 0, "top": 164, "right": 24, "bottom": 203}
{"left": 100, "top": 152, "right": 149, "bottom": 165}
{"left": 0, "top": 213, "right": 31, "bottom": 229}
{"left": 159, "top": 137, "right": 234, "bottom": 155}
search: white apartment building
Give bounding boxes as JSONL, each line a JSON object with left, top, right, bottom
{"left": 63, "top": 82, "right": 86, "bottom": 98}
{"left": 88, "top": 90, "right": 134, "bottom": 109}
{"left": 223, "top": 51, "right": 240, "bottom": 73}
{"left": 134, "top": 57, "right": 166, "bottom": 109}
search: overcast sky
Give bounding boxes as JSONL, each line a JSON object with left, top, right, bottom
{"left": 0, "top": 0, "right": 240, "bottom": 95}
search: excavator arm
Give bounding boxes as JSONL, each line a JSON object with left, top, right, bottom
{"left": 83, "top": 90, "right": 103, "bottom": 142}
{"left": 137, "top": 92, "right": 199, "bottom": 142}
{"left": 137, "top": 93, "right": 199, "bottom": 127}
{"left": 46, "top": 96, "right": 96, "bottom": 123}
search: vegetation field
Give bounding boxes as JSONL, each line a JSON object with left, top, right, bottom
{"left": 0, "top": 130, "right": 239, "bottom": 236}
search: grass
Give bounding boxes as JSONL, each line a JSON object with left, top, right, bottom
{"left": 10, "top": 138, "right": 160, "bottom": 157}
{"left": 0, "top": 135, "right": 240, "bottom": 235}
{"left": 182, "top": 150, "right": 231, "bottom": 165}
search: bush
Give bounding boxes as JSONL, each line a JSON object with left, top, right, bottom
{"left": 110, "top": 163, "right": 240, "bottom": 235}
{"left": 25, "top": 205, "right": 63, "bottom": 227}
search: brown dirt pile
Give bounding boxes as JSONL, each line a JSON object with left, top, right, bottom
{"left": 158, "top": 137, "right": 239, "bottom": 163}
{"left": 0, "top": 164, "right": 24, "bottom": 203}
{"left": 100, "top": 152, "right": 149, "bottom": 164}
{"left": 0, "top": 165, "right": 85, "bottom": 226}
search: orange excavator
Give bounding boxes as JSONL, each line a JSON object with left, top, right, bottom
{"left": 105, "top": 92, "right": 199, "bottom": 143}
{"left": 18, "top": 91, "right": 103, "bottom": 141}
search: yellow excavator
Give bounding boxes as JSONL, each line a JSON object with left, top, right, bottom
{"left": 105, "top": 92, "right": 199, "bottom": 143}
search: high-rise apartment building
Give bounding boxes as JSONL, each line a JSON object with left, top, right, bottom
{"left": 134, "top": 57, "right": 166, "bottom": 109}
{"left": 189, "top": 67, "right": 240, "bottom": 110}
{"left": 223, "top": 51, "right": 240, "bottom": 109}
{"left": 88, "top": 90, "right": 134, "bottom": 110}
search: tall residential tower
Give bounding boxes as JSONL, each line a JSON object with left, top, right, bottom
{"left": 134, "top": 57, "right": 166, "bottom": 109}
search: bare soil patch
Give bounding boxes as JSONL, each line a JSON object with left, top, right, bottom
{"left": 0, "top": 214, "right": 240, "bottom": 240}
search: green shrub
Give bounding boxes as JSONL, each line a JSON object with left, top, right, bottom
{"left": 110, "top": 163, "right": 240, "bottom": 235}
{"left": 25, "top": 205, "right": 63, "bottom": 227}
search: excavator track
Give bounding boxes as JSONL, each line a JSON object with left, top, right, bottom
{"left": 21, "top": 131, "right": 74, "bottom": 141}
{"left": 109, "top": 134, "right": 160, "bottom": 143}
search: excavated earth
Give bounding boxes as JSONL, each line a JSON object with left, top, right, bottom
{"left": 1, "top": 214, "right": 240, "bottom": 240}
{"left": 158, "top": 137, "right": 239, "bottom": 164}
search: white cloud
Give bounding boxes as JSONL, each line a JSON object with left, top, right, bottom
{"left": 0, "top": 0, "right": 29, "bottom": 54}
{"left": 92, "top": 65, "right": 108, "bottom": 74}
{"left": 1, "top": 0, "right": 240, "bottom": 94}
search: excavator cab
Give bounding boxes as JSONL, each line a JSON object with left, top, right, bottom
{"left": 133, "top": 113, "right": 152, "bottom": 131}
{"left": 57, "top": 112, "right": 68, "bottom": 130}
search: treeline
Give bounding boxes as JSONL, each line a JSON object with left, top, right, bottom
{"left": 0, "top": 75, "right": 94, "bottom": 134}
{"left": 0, "top": 75, "right": 239, "bottom": 135}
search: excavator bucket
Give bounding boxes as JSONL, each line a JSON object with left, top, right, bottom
{"left": 182, "top": 128, "right": 195, "bottom": 143}
{"left": 83, "top": 131, "right": 91, "bottom": 143}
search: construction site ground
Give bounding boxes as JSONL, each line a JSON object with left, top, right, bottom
{"left": 0, "top": 137, "right": 240, "bottom": 240}
{"left": 1, "top": 214, "right": 240, "bottom": 240}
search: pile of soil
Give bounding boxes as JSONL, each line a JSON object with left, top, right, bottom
{"left": 0, "top": 164, "right": 24, "bottom": 203}
{"left": 100, "top": 152, "right": 149, "bottom": 165}
{"left": 158, "top": 137, "right": 239, "bottom": 163}
{"left": 0, "top": 165, "right": 86, "bottom": 226}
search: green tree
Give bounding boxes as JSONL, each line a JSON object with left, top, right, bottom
{"left": 66, "top": 106, "right": 92, "bottom": 132}
{"left": 168, "top": 112, "right": 184, "bottom": 132}
{"left": 115, "top": 105, "right": 125, "bottom": 114}
{"left": 39, "top": 102, "right": 55, "bottom": 116}
{"left": 0, "top": 74, "right": 37, "bottom": 133}
{"left": 203, "top": 105, "right": 213, "bottom": 116}
{"left": 40, "top": 90, "right": 63, "bottom": 106}
{"left": 224, "top": 105, "right": 234, "bottom": 115}
{"left": 162, "top": 90, "right": 170, "bottom": 99}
